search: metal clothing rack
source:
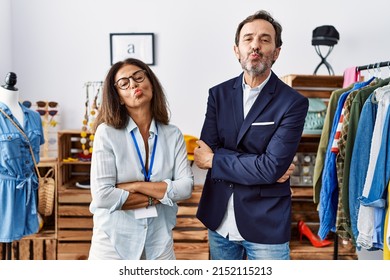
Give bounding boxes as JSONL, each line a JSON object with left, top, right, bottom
{"left": 356, "top": 60, "right": 390, "bottom": 71}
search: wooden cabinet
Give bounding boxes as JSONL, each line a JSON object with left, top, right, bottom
{"left": 282, "top": 74, "right": 357, "bottom": 260}
{"left": 57, "top": 130, "right": 92, "bottom": 260}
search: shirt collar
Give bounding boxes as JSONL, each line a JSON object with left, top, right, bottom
{"left": 126, "top": 117, "right": 158, "bottom": 137}
{"left": 241, "top": 71, "right": 272, "bottom": 92}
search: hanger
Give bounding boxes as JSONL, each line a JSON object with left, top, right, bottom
{"left": 387, "top": 61, "right": 390, "bottom": 79}
{"left": 375, "top": 63, "right": 382, "bottom": 79}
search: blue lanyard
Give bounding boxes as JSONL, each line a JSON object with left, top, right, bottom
{"left": 130, "top": 126, "right": 158, "bottom": 182}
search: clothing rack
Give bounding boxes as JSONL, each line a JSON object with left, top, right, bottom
{"left": 356, "top": 60, "right": 390, "bottom": 71}
{"left": 332, "top": 60, "right": 390, "bottom": 260}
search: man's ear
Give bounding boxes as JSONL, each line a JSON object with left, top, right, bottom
{"left": 233, "top": 45, "right": 240, "bottom": 62}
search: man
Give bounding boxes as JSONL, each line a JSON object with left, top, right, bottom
{"left": 194, "top": 10, "right": 309, "bottom": 260}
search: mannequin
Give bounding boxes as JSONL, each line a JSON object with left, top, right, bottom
{"left": 0, "top": 72, "right": 44, "bottom": 259}
{"left": 0, "top": 72, "right": 24, "bottom": 125}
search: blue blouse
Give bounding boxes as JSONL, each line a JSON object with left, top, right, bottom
{"left": 0, "top": 102, "right": 44, "bottom": 242}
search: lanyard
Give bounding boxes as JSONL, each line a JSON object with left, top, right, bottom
{"left": 130, "top": 127, "right": 158, "bottom": 182}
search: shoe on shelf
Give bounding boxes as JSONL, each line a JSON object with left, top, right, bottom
{"left": 297, "top": 220, "right": 333, "bottom": 248}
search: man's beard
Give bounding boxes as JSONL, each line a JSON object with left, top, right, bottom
{"left": 240, "top": 51, "right": 274, "bottom": 76}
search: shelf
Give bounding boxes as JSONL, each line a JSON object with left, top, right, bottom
{"left": 60, "top": 161, "right": 91, "bottom": 165}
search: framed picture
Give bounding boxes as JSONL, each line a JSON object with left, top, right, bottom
{"left": 110, "top": 33, "right": 155, "bottom": 65}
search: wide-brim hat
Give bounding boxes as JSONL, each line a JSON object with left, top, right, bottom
{"left": 312, "top": 25, "right": 339, "bottom": 46}
{"left": 184, "top": 134, "right": 199, "bottom": 161}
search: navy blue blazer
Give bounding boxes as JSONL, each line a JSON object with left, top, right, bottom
{"left": 196, "top": 71, "right": 309, "bottom": 244}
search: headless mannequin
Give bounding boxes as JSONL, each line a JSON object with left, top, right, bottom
{"left": 0, "top": 72, "right": 23, "bottom": 259}
{"left": 0, "top": 72, "right": 24, "bottom": 125}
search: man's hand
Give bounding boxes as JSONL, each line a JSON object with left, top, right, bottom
{"left": 277, "top": 163, "right": 295, "bottom": 183}
{"left": 194, "top": 140, "right": 214, "bottom": 169}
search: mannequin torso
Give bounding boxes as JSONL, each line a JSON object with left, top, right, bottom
{"left": 0, "top": 72, "right": 45, "bottom": 244}
{"left": 0, "top": 86, "right": 24, "bottom": 126}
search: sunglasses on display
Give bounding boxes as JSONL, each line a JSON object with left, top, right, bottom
{"left": 36, "top": 101, "right": 58, "bottom": 108}
{"left": 36, "top": 101, "right": 59, "bottom": 121}
{"left": 37, "top": 109, "right": 58, "bottom": 118}
{"left": 22, "top": 100, "right": 32, "bottom": 108}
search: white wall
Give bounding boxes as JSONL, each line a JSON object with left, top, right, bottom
{"left": 0, "top": 0, "right": 12, "bottom": 76}
{"left": 6, "top": 0, "right": 390, "bottom": 136}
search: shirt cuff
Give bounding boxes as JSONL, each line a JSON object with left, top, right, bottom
{"left": 158, "top": 179, "right": 174, "bottom": 206}
{"left": 109, "top": 189, "right": 129, "bottom": 213}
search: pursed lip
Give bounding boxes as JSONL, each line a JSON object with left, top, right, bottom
{"left": 133, "top": 88, "right": 142, "bottom": 97}
{"left": 250, "top": 52, "right": 261, "bottom": 59}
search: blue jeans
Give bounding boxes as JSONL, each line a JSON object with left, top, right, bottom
{"left": 208, "top": 230, "right": 290, "bottom": 260}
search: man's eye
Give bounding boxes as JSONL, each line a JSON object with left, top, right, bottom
{"left": 261, "top": 38, "right": 271, "bottom": 43}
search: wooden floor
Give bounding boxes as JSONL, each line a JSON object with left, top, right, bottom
{"left": 290, "top": 238, "right": 357, "bottom": 260}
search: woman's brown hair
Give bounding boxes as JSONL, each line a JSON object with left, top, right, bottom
{"left": 93, "top": 58, "right": 170, "bottom": 132}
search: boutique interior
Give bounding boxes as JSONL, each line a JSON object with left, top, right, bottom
{"left": 0, "top": 0, "right": 389, "bottom": 262}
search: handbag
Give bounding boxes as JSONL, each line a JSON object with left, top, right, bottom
{"left": 303, "top": 98, "right": 327, "bottom": 134}
{"left": 0, "top": 108, "right": 55, "bottom": 216}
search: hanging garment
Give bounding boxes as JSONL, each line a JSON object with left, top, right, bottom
{"left": 341, "top": 77, "right": 390, "bottom": 242}
{"left": 318, "top": 78, "right": 374, "bottom": 240}
{"left": 313, "top": 85, "right": 352, "bottom": 204}
{"left": 334, "top": 78, "right": 384, "bottom": 240}
{"left": 357, "top": 85, "right": 390, "bottom": 249}
{"left": 342, "top": 66, "right": 360, "bottom": 88}
{"left": 384, "top": 180, "right": 390, "bottom": 260}
{"left": 349, "top": 93, "right": 378, "bottom": 244}
{"left": 0, "top": 103, "right": 44, "bottom": 242}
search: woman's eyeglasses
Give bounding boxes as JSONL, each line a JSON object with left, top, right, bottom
{"left": 114, "top": 70, "right": 146, "bottom": 90}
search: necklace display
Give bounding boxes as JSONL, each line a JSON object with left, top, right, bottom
{"left": 80, "top": 82, "right": 102, "bottom": 161}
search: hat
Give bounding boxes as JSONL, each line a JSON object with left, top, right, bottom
{"left": 312, "top": 25, "right": 339, "bottom": 46}
{"left": 184, "top": 135, "right": 199, "bottom": 161}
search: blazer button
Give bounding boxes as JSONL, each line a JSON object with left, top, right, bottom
{"left": 229, "top": 184, "right": 233, "bottom": 188}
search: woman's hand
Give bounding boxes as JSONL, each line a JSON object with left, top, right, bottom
{"left": 121, "top": 192, "right": 150, "bottom": 210}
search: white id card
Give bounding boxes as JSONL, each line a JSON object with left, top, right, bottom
{"left": 134, "top": 205, "right": 158, "bottom": 219}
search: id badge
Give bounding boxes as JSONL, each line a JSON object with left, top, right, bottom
{"left": 134, "top": 205, "right": 158, "bottom": 219}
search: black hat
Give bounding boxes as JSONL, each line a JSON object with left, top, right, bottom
{"left": 312, "top": 25, "right": 339, "bottom": 46}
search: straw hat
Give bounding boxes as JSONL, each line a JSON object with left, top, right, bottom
{"left": 183, "top": 135, "right": 199, "bottom": 161}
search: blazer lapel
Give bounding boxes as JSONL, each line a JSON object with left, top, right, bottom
{"left": 236, "top": 72, "right": 277, "bottom": 145}
{"left": 232, "top": 74, "right": 244, "bottom": 133}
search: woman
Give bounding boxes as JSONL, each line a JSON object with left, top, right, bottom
{"left": 88, "top": 58, "right": 194, "bottom": 260}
